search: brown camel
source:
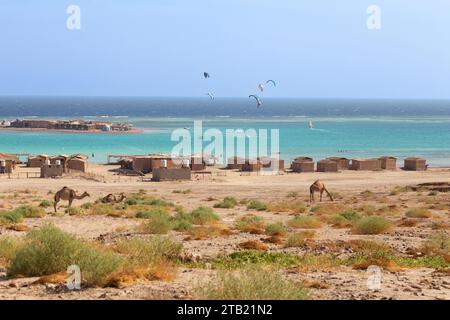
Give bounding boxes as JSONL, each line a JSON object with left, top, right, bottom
{"left": 54, "top": 186, "right": 90, "bottom": 212}
{"left": 101, "top": 193, "right": 126, "bottom": 204}
{"left": 310, "top": 180, "right": 334, "bottom": 202}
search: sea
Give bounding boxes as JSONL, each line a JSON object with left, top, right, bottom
{"left": 0, "top": 96, "right": 450, "bottom": 166}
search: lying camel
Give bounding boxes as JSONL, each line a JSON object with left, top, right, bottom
{"left": 54, "top": 187, "right": 90, "bottom": 212}
{"left": 310, "top": 180, "right": 334, "bottom": 202}
{"left": 101, "top": 193, "right": 126, "bottom": 204}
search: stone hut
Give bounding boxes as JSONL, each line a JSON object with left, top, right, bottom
{"left": 379, "top": 156, "right": 397, "bottom": 170}
{"left": 291, "top": 157, "right": 314, "bottom": 173}
{"left": 326, "top": 157, "right": 350, "bottom": 170}
{"left": 28, "top": 154, "right": 50, "bottom": 168}
{"left": 350, "top": 159, "right": 382, "bottom": 171}
{"left": 403, "top": 157, "right": 427, "bottom": 171}
{"left": 317, "top": 159, "right": 339, "bottom": 172}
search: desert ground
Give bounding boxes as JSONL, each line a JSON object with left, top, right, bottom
{"left": 0, "top": 165, "right": 449, "bottom": 300}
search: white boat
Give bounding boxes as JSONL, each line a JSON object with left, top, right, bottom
{"left": 308, "top": 120, "right": 313, "bottom": 129}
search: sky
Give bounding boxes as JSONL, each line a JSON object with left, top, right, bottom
{"left": 0, "top": 0, "right": 449, "bottom": 99}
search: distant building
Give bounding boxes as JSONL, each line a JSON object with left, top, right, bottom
{"left": 10, "top": 119, "right": 132, "bottom": 132}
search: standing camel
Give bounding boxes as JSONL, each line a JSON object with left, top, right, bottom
{"left": 54, "top": 187, "right": 90, "bottom": 212}
{"left": 101, "top": 193, "right": 126, "bottom": 204}
{"left": 310, "top": 180, "right": 334, "bottom": 202}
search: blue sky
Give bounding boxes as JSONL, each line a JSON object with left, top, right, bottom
{"left": 0, "top": 0, "right": 449, "bottom": 98}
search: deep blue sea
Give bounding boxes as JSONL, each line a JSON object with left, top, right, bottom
{"left": 0, "top": 96, "right": 449, "bottom": 166}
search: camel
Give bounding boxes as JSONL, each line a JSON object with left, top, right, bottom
{"left": 310, "top": 180, "right": 334, "bottom": 202}
{"left": 101, "top": 193, "right": 126, "bottom": 204}
{"left": 54, "top": 187, "right": 90, "bottom": 212}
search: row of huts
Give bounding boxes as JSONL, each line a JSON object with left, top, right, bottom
{"left": 289, "top": 156, "right": 426, "bottom": 172}
{"left": 27, "top": 154, "right": 89, "bottom": 178}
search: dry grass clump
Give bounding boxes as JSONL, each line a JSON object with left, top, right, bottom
{"left": 287, "top": 215, "right": 322, "bottom": 229}
{"left": 0, "top": 237, "right": 23, "bottom": 267}
{"left": 246, "top": 199, "right": 267, "bottom": 211}
{"left": 111, "top": 236, "right": 183, "bottom": 286}
{"left": 267, "top": 200, "right": 307, "bottom": 214}
{"left": 234, "top": 214, "right": 266, "bottom": 234}
{"left": 397, "top": 218, "right": 418, "bottom": 228}
{"left": 309, "top": 203, "right": 347, "bottom": 216}
{"left": 265, "top": 222, "right": 287, "bottom": 236}
{"left": 352, "top": 216, "right": 392, "bottom": 235}
{"left": 238, "top": 240, "right": 268, "bottom": 251}
{"left": 195, "top": 266, "right": 309, "bottom": 300}
{"left": 285, "top": 231, "right": 316, "bottom": 248}
{"left": 405, "top": 208, "right": 432, "bottom": 218}
{"left": 189, "top": 207, "right": 220, "bottom": 225}
{"left": 328, "top": 210, "right": 361, "bottom": 228}
{"left": 420, "top": 233, "right": 450, "bottom": 262}
{"left": 376, "top": 205, "right": 401, "bottom": 216}
{"left": 184, "top": 224, "right": 233, "bottom": 241}
{"left": 344, "top": 240, "right": 400, "bottom": 271}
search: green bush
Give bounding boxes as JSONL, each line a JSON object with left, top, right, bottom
{"left": 265, "top": 222, "right": 287, "bottom": 236}
{"left": 353, "top": 216, "right": 392, "bottom": 235}
{"left": 138, "top": 211, "right": 173, "bottom": 234}
{"left": 7, "top": 225, "right": 123, "bottom": 286}
{"left": 189, "top": 207, "right": 219, "bottom": 225}
{"left": 214, "top": 197, "right": 238, "bottom": 209}
{"left": 247, "top": 200, "right": 267, "bottom": 211}
{"left": 0, "top": 211, "right": 23, "bottom": 224}
{"left": 171, "top": 212, "right": 194, "bottom": 231}
{"left": 39, "top": 200, "right": 53, "bottom": 208}
{"left": 234, "top": 215, "right": 266, "bottom": 233}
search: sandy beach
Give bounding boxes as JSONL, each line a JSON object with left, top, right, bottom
{"left": 0, "top": 165, "right": 449, "bottom": 300}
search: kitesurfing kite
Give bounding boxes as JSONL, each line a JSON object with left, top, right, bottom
{"left": 266, "top": 80, "right": 276, "bottom": 87}
{"left": 249, "top": 95, "right": 262, "bottom": 108}
{"left": 203, "top": 72, "right": 210, "bottom": 79}
{"left": 258, "top": 84, "right": 264, "bottom": 92}
{"left": 206, "top": 92, "right": 215, "bottom": 100}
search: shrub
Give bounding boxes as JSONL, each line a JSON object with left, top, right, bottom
{"left": 420, "top": 232, "right": 450, "bottom": 262}
{"left": 39, "top": 200, "right": 53, "bottom": 208}
{"left": 138, "top": 211, "right": 172, "bottom": 234}
{"left": 267, "top": 200, "right": 307, "bottom": 214}
{"left": 115, "top": 237, "right": 182, "bottom": 265}
{"left": 214, "top": 197, "right": 238, "bottom": 209}
{"left": 247, "top": 200, "right": 267, "bottom": 211}
{"left": 171, "top": 212, "right": 194, "bottom": 231}
{"left": 0, "top": 237, "right": 23, "bottom": 266}
{"left": 7, "top": 225, "right": 123, "bottom": 286}
{"left": 195, "top": 266, "right": 309, "bottom": 300}
{"left": 353, "top": 216, "right": 392, "bottom": 235}
{"left": 265, "top": 222, "right": 287, "bottom": 236}
{"left": 234, "top": 214, "right": 266, "bottom": 234}
{"left": 135, "top": 207, "right": 168, "bottom": 219}
{"left": 0, "top": 211, "right": 23, "bottom": 224}
{"left": 189, "top": 207, "right": 219, "bottom": 225}
{"left": 285, "top": 231, "right": 315, "bottom": 247}
{"left": 405, "top": 208, "right": 432, "bottom": 218}
{"left": 287, "top": 215, "right": 321, "bottom": 229}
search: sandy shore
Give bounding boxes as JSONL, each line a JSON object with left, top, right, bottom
{"left": 0, "top": 166, "right": 449, "bottom": 300}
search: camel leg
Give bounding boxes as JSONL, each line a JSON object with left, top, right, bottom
{"left": 54, "top": 200, "right": 58, "bottom": 213}
{"left": 324, "top": 188, "right": 334, "bottom": 201}
{"left": 320, "top": 190, "right": 323, "bottom": 202}
{"left": 310, "top": 190, "right": 314, "bottom": 203}
{"left": 68, "top": 199, "right": 73, "bottom": 211}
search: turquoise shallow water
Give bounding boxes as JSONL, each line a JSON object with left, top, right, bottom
{"left": 1, "top": 117, "right": 450, "bottom": 166}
